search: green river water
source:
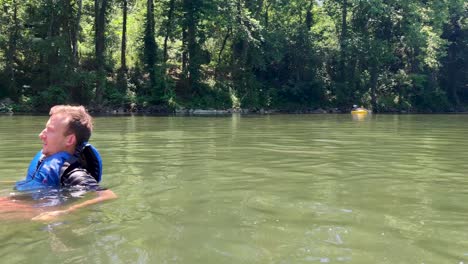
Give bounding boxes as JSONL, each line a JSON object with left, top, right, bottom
{"left": 0, "top": 114, "right": 468, "bottom": 263}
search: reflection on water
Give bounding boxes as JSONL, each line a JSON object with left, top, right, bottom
{"left": 351, "top": 112, "right": 370, "bottom": 121}
{"left": 1, "top": 114, "right": 468, "bottom": 263}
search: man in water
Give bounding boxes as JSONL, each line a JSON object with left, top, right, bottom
{"left": 10, "top": 105, "right": 117, "bottom": 221}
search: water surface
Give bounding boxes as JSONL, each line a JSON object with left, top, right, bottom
{"left": 1, "top": 114, "right": 468, "bottom": 263}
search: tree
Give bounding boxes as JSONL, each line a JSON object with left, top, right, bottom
{"left": 95, "top": 0, "right": 108, "bottom": 105}
{"left": 181, "top": 0, "right": 204, "bottom": 96}
{"left": 162, "top": 0, "right": 176, "bottom": 62}
{"left": 440, "top": 0, "right": 467, "bottom": 109}
{"left": 2, "top": 0, "right": 20, "bottom": 101}
{"left": 142, "top": 0, "right": 165, "bottom": 104}
{"left": 0, "top": 0, "right": 465, "bottom": 112}
{"left": 120, "top": 0, "right": 128, "bottom": 72}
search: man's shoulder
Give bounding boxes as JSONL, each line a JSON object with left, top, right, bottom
{"left": 61, "top": 164, "right": 100, "bottom": 189}
{"left": 77, "top": 144, "right": 102, "bottom": 183}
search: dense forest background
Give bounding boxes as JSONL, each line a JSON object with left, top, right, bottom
{"left": 0, "top": 0, "right": 466, "bottom": 113}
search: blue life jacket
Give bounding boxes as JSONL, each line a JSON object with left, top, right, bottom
{"left": 15, "top": 143, "right": 102, "bottom": 192}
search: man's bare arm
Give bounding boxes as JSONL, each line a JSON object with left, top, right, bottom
{"left": 32, "top": 189, "right": 117, "bottom": 221}
{"left": 66, "top": 189, "right": 117, "bottom": 212}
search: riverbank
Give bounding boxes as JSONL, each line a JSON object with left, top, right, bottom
{"left": 1, "top": 98, "right": 467, "bottom": 115}
{"left": 0, "top": 98, "right": 339, "bottom": 115}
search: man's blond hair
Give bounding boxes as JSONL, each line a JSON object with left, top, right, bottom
{"left": 50, "top": 105, "right": 93, "bottom": 146}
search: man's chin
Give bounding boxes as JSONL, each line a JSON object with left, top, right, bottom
{"left": 41, "top": 149, "right": 50, "bottom": 157}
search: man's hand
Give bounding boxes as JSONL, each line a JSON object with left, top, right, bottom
{"left": 31, "top": 210, "right": 68, "bottom": 221}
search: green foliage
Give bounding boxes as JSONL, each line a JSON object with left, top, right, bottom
{"left": 188, "top": 84, "right": 231, "bottom": 109}
{"left": 408, "top": 74, "right": 450, "bottom": 112}
{"left": 31, "top": 85, "right": 68, "bottom": 111}
{"left": 0, "top": 0, "right": 465, "bottom": 112}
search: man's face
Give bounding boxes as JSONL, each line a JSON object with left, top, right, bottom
{"left": 39, "top": 114, "right": 72, "bottom": 157}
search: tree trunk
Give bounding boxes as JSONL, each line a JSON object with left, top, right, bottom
{"left": 186, "top": 0, "right": 196, "bottom": 73}
{"left": 47, "top": 0, "right": 61, "bottom": 86}
{"left": 232, "top": 0, "right": 250, "bottom": 104}
{"left": 144, "top": 0, "right": 160, "bottom": 98}
{"left": 62, "top": 0, "right": 74, "bottom": 60}
{"left": 217, "top": 27, "right": 231, "bottom": 65}
{"left": 95, "top": 0, "right": 108, "bottom": 105}
{"left": 72, "top": 0, "right": 83, "bottom": 62}
{"left": 121, "top": 0, "right": 128, "bottom": 71}
{"left": 163, "top": 0, "right": 175, "bottom": 62}
{"left": 6, "top": 0, "right": 19, "bottom": 101}
{"left": 182, "top": 27, "right": 188, "bottom": 74}
{"left": 370, "top": 64, "right": 378, "bottom": 111}
{"left": 264, "top": 2, "right": 271, "bottom": 28}
{"left": 340, "top": 0, "right": 347, "bottom": 85}
{"left": 306, "top": 0, "right": 313, "bottom": 30}
{"left": 115, "top": 0, "right": 129, "bottom": 99}
{"left": 445, "top": 16, "right": 462, "bottom": 108}
{"left": 182, "top": 0, "right": 200, "bottom": 94}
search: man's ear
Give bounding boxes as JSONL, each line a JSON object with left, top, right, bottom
{"left": 66, "top": 134, "right": 77, "bottom": 147}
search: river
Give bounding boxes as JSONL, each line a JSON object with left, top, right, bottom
{"left": 0, "top": 114, "right": 467, "bottom": 263}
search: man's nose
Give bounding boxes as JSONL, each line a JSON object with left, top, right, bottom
{"left": 39, "top": 129, "right": 46, "bottom": 140}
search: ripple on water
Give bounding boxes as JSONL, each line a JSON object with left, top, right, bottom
{"left": 3, "top": 115, "right": 468, "bottom": 263}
